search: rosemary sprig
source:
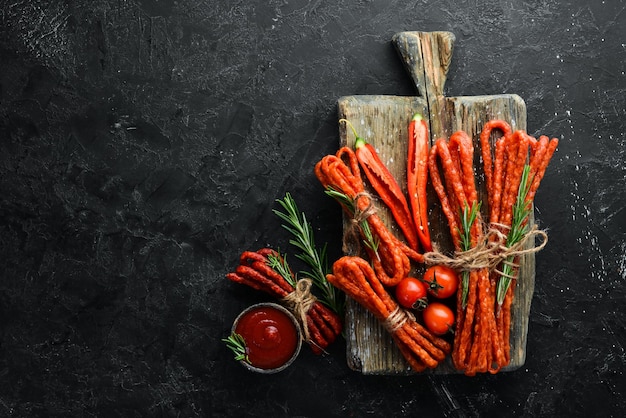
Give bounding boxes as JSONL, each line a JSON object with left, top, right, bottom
{"left": 323, "top": 187, "right": 380, "bottom": 256}
{"left": 457, "top": 201, "right": 481, "bottom": 308}
{"left": 496, "top": 164, "right": 533, "bottom": 306}
{"left": 273, "top": 192, "right": 343, "bottom": 315}
{"left": 266, "top": 251, "right": 297, "bottom": 288}
{"left": 222, "top": 332, "right": 250, "bottom": 364}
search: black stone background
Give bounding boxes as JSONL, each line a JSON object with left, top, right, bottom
{"left": 1, "top": 0, "right": 624, "bottom": 417}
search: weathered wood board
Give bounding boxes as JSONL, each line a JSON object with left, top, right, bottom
{"left": 338, "top": 31, "right": 535, "bottom": 375}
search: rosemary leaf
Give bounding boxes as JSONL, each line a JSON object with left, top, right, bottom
{"left": 222, "top": 332, "right": 250, "bottom": 363}
{"left": 496, "top": 165, "right": 533, "bottom": 305}
{"left": 266, "top": 252, "right": 297, "bottom": 288}
{"left": 457, "top": 201, "right": 481, "bottom": 308}
{"left": 324, "top": 188, "right": 379, "bottom": 255}
{"left": 273, "top": 192, "right": 343, "bottom": 315}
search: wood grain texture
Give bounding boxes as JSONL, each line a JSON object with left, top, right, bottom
{"left": 338, "top": 31, "right": 534, "bottom": 375}
{"left": 338, "top": 96, "right": 428, "bottom": 374}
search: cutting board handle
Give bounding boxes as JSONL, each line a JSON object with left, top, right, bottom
{"left": 392, "top": 31, "right": 455, "bottom": 100}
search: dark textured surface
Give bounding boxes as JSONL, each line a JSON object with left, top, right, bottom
{"left": 0, "top": 1, "right": 624, "bottom": 416}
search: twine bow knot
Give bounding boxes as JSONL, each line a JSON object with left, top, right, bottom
{"left": 282, "top": 278, "right": 317, "bottom": 342}
{"left": 342, "top": 192, "right": 377, "bottom": 255}
{"left": 423, "top": 224, "right": 548, "bottom": 275}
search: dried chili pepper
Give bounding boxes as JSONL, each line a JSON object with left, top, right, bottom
{"left": 407, "top": 113, "right": 433, "bottom": 252}
{"left": 340, "top": 119, "right": 420, "bottom": 252}
{"left": 315, "top": 147, "right": 423, "bottom": 287}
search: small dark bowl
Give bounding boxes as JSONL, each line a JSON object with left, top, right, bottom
{"left": 231, "top": 302, "right": 302, "bottom": 374}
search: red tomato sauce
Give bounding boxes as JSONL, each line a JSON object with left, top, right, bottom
{"left": 235, "top": 305, "right": 299, "bottom": 370}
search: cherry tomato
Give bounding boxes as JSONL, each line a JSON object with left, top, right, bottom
{"left": 395, "top": 277, "right": 428, "bottom": 310}
{"left": 423, "top": 265, "right": 459, "bottom": 299}
{"left": 422, "top": 302, "right": 455, "bottom": 335}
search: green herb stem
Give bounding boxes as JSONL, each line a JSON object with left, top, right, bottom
{"left": 266, "top": 252, "right": 297, "bottom": 288}
{"left": 496, "top": 164, "right": 533, "bottom": 306}
{"left": 222, "top": 332, "right": 250, "bottom": 363}
{"left": 324, "top": 188, "right": 380, "bottom": 257}
{"left": 457, "top": 201, "right": 481, "bottom": 308}
{"left": 273, "top": 192, "right": 343, "bottom": 314}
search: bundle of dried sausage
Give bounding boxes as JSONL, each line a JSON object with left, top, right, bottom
{"left": 327, "top": 256, "right": 450, "bottom": 372}
{"left": 226, "top": 248, "right": 343, "bottom": 354}
{"left": 428, "top": 121, "right": 558, "bottom": 375}
{"left": 315, "top": 146, "right": 423, "bottom": 287}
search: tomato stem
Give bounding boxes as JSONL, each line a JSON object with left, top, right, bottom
{"left": 412, "top": 297, "right": 429, "bottom": 311}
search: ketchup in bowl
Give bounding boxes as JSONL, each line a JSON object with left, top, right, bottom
{"left": 232, "top": 303, "right": 301, "bottom": 373}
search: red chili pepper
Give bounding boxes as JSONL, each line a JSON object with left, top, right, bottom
{"left": 407, "top": 114, "right": 433, "bottom": 252}
{"left": 341, "top": 119, "right": 420, "bottom": 252}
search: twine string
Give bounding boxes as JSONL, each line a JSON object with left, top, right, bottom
{"left": 342, "top": 192, "right": 377, "bottom": 255}
{"left": 384, "top": 306, "right": 416, "bottom": 333}
{"left": 282, "top": 278, "right": 317, "bottom": 342}
{"left": 423, "top": 224, "right": 548, "bottom": 276}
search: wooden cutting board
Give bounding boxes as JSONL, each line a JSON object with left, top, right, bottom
{"left": 338, "top": 31, "right": 534, "bottom": 374}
